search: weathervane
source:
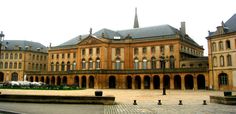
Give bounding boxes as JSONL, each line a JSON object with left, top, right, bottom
{"left": 89, "top": 28, "right": 92, "bottom": 35}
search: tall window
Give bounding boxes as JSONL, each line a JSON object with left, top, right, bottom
{"left": 10, "top": 53, "right": 13, "bottom": 59}
{"left": 212, "top": 42, "right": 217, "bottom": 52}
{"left": 219, "top": 73, "right": 228, "bottom": 85}
{"left": 14, "top": 53, "right": 18, "bottom": 59}
{"left": 5, "top": 53, "right": 8, "bottom": 59}
{"left": 96, "top": 48, "right": 100, "bottom": 55}
{"left": 0, "top": 62, "right": 3, "bottom": 69}
{"left": 19, "top": 53, "right": 22, "bottom": 59}
{"left": 115, "top": 58, "right": 121, "bottom": 69}
{"left": 9, "top": 62, "right": 13, "bottom": 69}
{"left": 219, "top": 41, "right": 224, "bottom": 51}
{"left": 134, "top": 58, "right": 139, "bottom": 69}
{"left": 73, "top": 52, "right": 76, "bottom": 58}
{"left": 151, "top": 47, "right": 155, "bottom": 54}
{"left": 5, "top": 62, "right": 8, "bottom": 69}
{"left": 51, "top": 54, "right": 54, "bottom": 59}
{"left": 89, "top": 58, "right": 93, "bottom": 69}
{"left": 142, "top": 58, "right": 147, "bottom": 69}
{"left": 142, "top": 47, "right": 147, "bottom": 54}
{"left": 62, "top": 54, "right": 64, "bottom": 59}
{"left": 51, "top": 62, "right": 54, "bottom": 71}
{"left": 56, "top": 54, "right": 59, "bottom": 59}
{"left": 89, "top": 48, "right": 93, "bottom": 55}
{"left": 220, "top": 55, "right": 224, "bottom": 67}
{"left": 67, "top": 61, "right": 71, "bottom": 71}
{"left": 170, "top": 56, "right": 175, "bottom": 69}
{"left": 72, "top": 61, "right": 76, "bottom": 70}
{"left": 82, "top": 49, "right": 85, "bottom": 55}
{"left": 226, "top": 40, "right": 231, "bottom": 49}
{"left": 227, "top": 55, "right": 232, "bottom": 66}
{"left": 32, "top": 63, "right": 35, "bottom": 70}
{"left": 160, "top": 45, "right": 164, "bottom": 53}
{"left": 61, "top": 62, "right": 65, "bottom": 71}
{"left": 213, "top": 56, "right": 217, "bottom": 67}
{"left": 67, "top": 53, "right": 70, "bottom": 58}
{"left": 1, "top": 53, "right": 4, "bottom": 59}
{"left": 56, "top": 62, "right": 59, "bottom": 71}
{"left": 95, "top": 58, "right": 100, "bottom": 69}
{"left": 11, "top": 72, "right": 18, "bottom": 81}
{"left": 151, "top": 57, "right": 156, "bottom": 69}
{"left": 14, "top": 62, "right": 17, "bottom": 69}
{"left": 82, "top": 59, "right": 86, "bottom": 69}
{"left": 116, "top": 48, "right": 120, "bottom": 56}
{"left": 170, "top": 45, "right": 174, "bottom": 52}
{"left": 134, "top": 48, "right": 138, "bottom": 55}
{"left": 18, "top": 62, "right": 22, "bottom": 69}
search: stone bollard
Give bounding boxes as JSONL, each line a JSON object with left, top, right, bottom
{"left": 133, "top": 100, "right": 137, "bottom": 105}
{"left": 203, "top": 100, "right": 207, "bottom": 105}
{"left": 157, "top": 100, "right": 162, "bottom": 105}
{"left": 178, "top": 100, "right": 183, "bottom": 105}
{"left": 162, "top": 87, "right": 166, "bottom": 95}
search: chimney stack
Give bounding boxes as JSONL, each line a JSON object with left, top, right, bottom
{"left": 180, "top": 22, "right": 186, "bottom": 36}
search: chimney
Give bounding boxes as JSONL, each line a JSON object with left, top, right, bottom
{"left": 180, "top": 22, "right": 186, "bottom": 36}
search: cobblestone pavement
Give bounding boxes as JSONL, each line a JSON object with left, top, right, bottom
{"left": 1, "top": 89, "right": 236, "bottom": 114}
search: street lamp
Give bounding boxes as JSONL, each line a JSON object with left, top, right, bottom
{"left": 159, "top": 54, "right": 168, "bottom": 95}
{"left": 0, "top": 31, "right": 5, "bottom": 59}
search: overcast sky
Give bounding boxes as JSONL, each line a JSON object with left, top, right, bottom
{"left": 0, "top": 0, "right": 236, "bottom": 55}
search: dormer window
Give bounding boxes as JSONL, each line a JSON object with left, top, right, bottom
{"left": 25, "top": 46, "right": 29, "bottom": 50}
{"left": 37, "top": 48, "right": 40, "bottom": 52}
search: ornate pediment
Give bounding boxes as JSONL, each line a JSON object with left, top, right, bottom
{"left": 78, "top": 36, "right": 104, "bottom": 46}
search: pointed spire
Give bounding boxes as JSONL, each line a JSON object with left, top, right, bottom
{"left": 133, "top": 7, "right": 139, "bottom": 28}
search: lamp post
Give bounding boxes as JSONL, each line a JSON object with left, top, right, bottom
{"left": 0, "top": 31, "right": 4, "bottom": 60}
{"left": 160, "top": 54, "right": 168, "bottom": 95}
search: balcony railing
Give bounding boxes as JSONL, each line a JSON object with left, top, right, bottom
{"left": 25, "top": 68, "right": 208, "bottom": 75}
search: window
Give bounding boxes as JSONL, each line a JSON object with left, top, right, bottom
{"left": 62, "top": 54, "right": 64, "bottom": 59}
{"left": 89, "top": 58, "right": 93, "bottom": 69}
{"left": 82, "top": 49, "right": 85, "bottom": 55}
{"left": 51, "top": 62, "right": 54, "bottom": 71}
{"left": 51, "top": 54, "right": 54, "bottom": 59}
{"left": 160, "top": 46, "right": 164, "bottom": 53}
{"left": 134, "top": 48, "right": 138, "bottom": 55}
{"left": 9, "top": 62, "right": 13, "bottom": 69}
{"left": 56, "top": 62, "right": 59, "bottom": 71}
{"left": 89, "top": 48, "right": 93, "bottom": 55}
{"left": 5, "top": 62, "right": 8, "bottom": 69}
{"left": 198, "top": 64, "right": 202, "bottom": 67}
{"left": 11, "top": 72, "right": 18, "bottom": 81}
{"left": 181, "top": 64, "right": 186, "bottom": 68}
{"left": 18, "top": 62, "right": 22, "bottom": 69}
{"left": 28, "top": 63, "right": 31, "bottom": 70}
{"left": 36, "top": 55, "right": 39, "bottom": 60}
{"left": 219, "top": 73, "right": 228, "bottom": 85}
{"left": 56, "top": 54, "right": 59, "bottom": 59}
{"left": 67, "top": 53, "right": 70, "bottom": 58}
{"left": 40, "top": 64, "right": 42, "bottom": 70}
{"left": 190, "top": 64, "right": 194, "bottom": 68}
{"left": 220, "top": 55, "right": 224, "bottom": 67}
{"left": 170, "top": 45, "right": 174, "bottom": 52}
{"left": 169, "top": 56, "right": 175, "bottom": 69}
{"left": 115, "top": 58, "right": 121, "bottom": 69}
{"left": 95, "top": 58, "right": 100, "bottom": 69}
{"left": 72, "top": 61, "right": 76, "bottom": 70}
{"left": 142, "top": 47, "right": 147, "bottom": 54}
{"left": 33, "top": 55, "right": 35, "bottom": 60}
{"left": 73, "top": 53, "right": 76, "bottom": 58}
{"left": 32, "top": 63, "right": 35, "bottom": 70}
{"left": 10, "top": 53, "right": 13, "bottom": 59}
{"left": 226, "top": 40, "right": 231, "bottom": 49}
{"left": 44, "top": 64, "right": 46, "bottom": 71}
{"left": 14, "top": 62, "right": 17, "bottom": 69}
{"left": 67, "top": 61, "right": 70, "bottom": 71}
{"left": 227, "top": 55, "right": 232, "bottom": 66}
{"left": 219, "top": 41, "right": 224, "bottom": 51}
{"left": 1, "top": 53, "right": 4, "bottom": 59}
{"left": 142, "top": 58, "right": 147, "bottom": 69}
{"left": 61, "top": 62, "right": 65, "bottom": 71}
{"left": 151, "top": 47, "right": 155, "bottom": 54}
{"left": 5, "top": 53, "right": 8, "bottom": 59}
{"left": 14, "top": 53, "right": 18, "bottom": 59}
{"left": 151, "top": 57, "right": 156, "bottom": 69}
{"left": 116, "top": 48, "right": 120, "bottom": 56}
{"left": 19, "top": 53, "right": 22, "bottom": 59}
{"left": 82, "top": 59, "right": 86, "bottom": 69}
{"left": 36, "top": 64, "right": 39, "bottom": 70}
{"left": 40, "top": 56, "right": 43, "bottom": 61}
{"left": 134, "top": 58, "right": 139, "bottom": 69}
{"left": 96, "top": 48, "right": 100, "bottom": 55}
{"left": 0, "top": 62, "right": 3, "bottom": 69}
{"left": 213, "top": 56, "right": 217, "bottom": 67}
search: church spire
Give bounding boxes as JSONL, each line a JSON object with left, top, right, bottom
{"left": 133, "top": 7, "right": 139, "bottom": 28}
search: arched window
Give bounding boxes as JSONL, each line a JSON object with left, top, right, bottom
{"left": 134, "top": 48, "right": 138, "bottom": 55}
{"left": 82, "top": 58, "right": 86, "bottom": 69}
{"left": 72, "top": 61, "right": 76, "bottom": 70}
{"left": 169, "top": 56, "right": 175, "bottom": 69}
{"left": 14, "top": 62, "right": 17, "bottom": 69}
{"left": 142, "top": 57, "right": 147, "bottom": 69}
{"left": 95, "top": 58, "right": 100, "bottom": 69}
{"left": 226, "top": 40, "right": 231, "bottom": 49}
{"left": 1, "top": 53, "right": 4, "bottom": 59}
{"left": 151, "top": 57, "right": 156, "bottom": 69}
{"left": 61, "top": 62, "right": 65, "bottom": 71}
{"left": 56, "top": 62, "right": 59, "bottom": 71}
{"left": 212, "top": 42, "right": 217, "bottom": 52}
{"left": 134, "top": 57, "right": 139, "bottom": 69}
{"left": 51, "top": 62, "right": 54, "bottom": 71}
{"left": 10, "top": 53, "right": 13, "bottom": 59}
{"left": 89, "top": 58, "right": 93, "bottom": 69}
{"left": 9, "top": 62, "right": 13, "bottom": 69}
{"left": 0, "top": 62, "right": 3, "bottom": 69}
{"left": 14, "top": 53, "right": 18, "bottom": 59}
{"left": 115, "top": 58, "right": 121, "bottom": 69}
{"left": 227, "top": 55, "right": 232, "bottom": 66}
{"left": 219, "top": 73, "right": 228, "bottom": 85}
{"left": 151, "top": 47, "right": 155, "bottom": 54}
{"left": 5, "top": 62, "right": 8, "bottom": 69}
{"left": 67, "top": 61, "right": 71, "bottom": 71}
{"left": 5, "top": 53, "right": 9, "bottom": 59}
{"left": 213, "top": 56, "right": 217, "bottom": 67}
{"left": 36, "top": 63, "right": 39, "bottom": 70}
{"left": 12, "top": 72, "right": 18, "bottom": 81}
{"left": 219, "top": 41, "right": 224, "bottom": 51}
{"left": 19, "top": 53, "right": 22, "bottom": 59}
{"left": 220, "top": 55, "right": 224, "bottom": 67}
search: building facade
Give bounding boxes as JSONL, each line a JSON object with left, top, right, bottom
{"left": 0, "top": 40, "right": 48, "bottom": 82}
{"left": 26, "top": 20, "right": 208, "bottom": 90}
{"left": 207, "top": 14, "right": 236, "bottom": 90}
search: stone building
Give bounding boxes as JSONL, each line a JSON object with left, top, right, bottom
{"left": 207, "top": 14, "right": 236, "bottom": 90}
{"left": 0, "top": 40, "right": 48, "bottom": 82}
{"left": 26, "top": 10, "right": 208, "bottom": 90}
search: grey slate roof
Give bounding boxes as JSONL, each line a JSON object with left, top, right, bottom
{"left": 57, "top": 24, "right": 201, "bottom": 48}
{"left": 1, "top": 40, "right": 47, "bottom": 53}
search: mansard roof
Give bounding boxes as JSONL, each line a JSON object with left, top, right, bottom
{"left": 1, "top": 40, "right": 47, "bottom": 53}
{"left": 56, "top": 24, "right": 201, "bottom": 48}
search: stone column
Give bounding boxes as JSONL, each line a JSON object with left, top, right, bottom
{"left": 79, "top": 76, "right": 82, "bottom": 88}
{"left": 170, "top": 75, "right": 174, "bottom": 89}
{"left": 150, "top": 76, "right": 154, "bottom": 89}
{"left": 141, "top": 76, "right": 144, "bottom": 89}
{"left": 86, "top": 76, "right": 89, "bottom": 88}
{"left": 193, "top": 76, "right": 198, "bottom": 90}
{"left": 160, "top": 74, "right": 164, "bottom": 89}
{"left": 132, "top": 76, "right": 135, "bottom": 89}
{"left": 181, "top": 75, "right": 185, "bottom": 90}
